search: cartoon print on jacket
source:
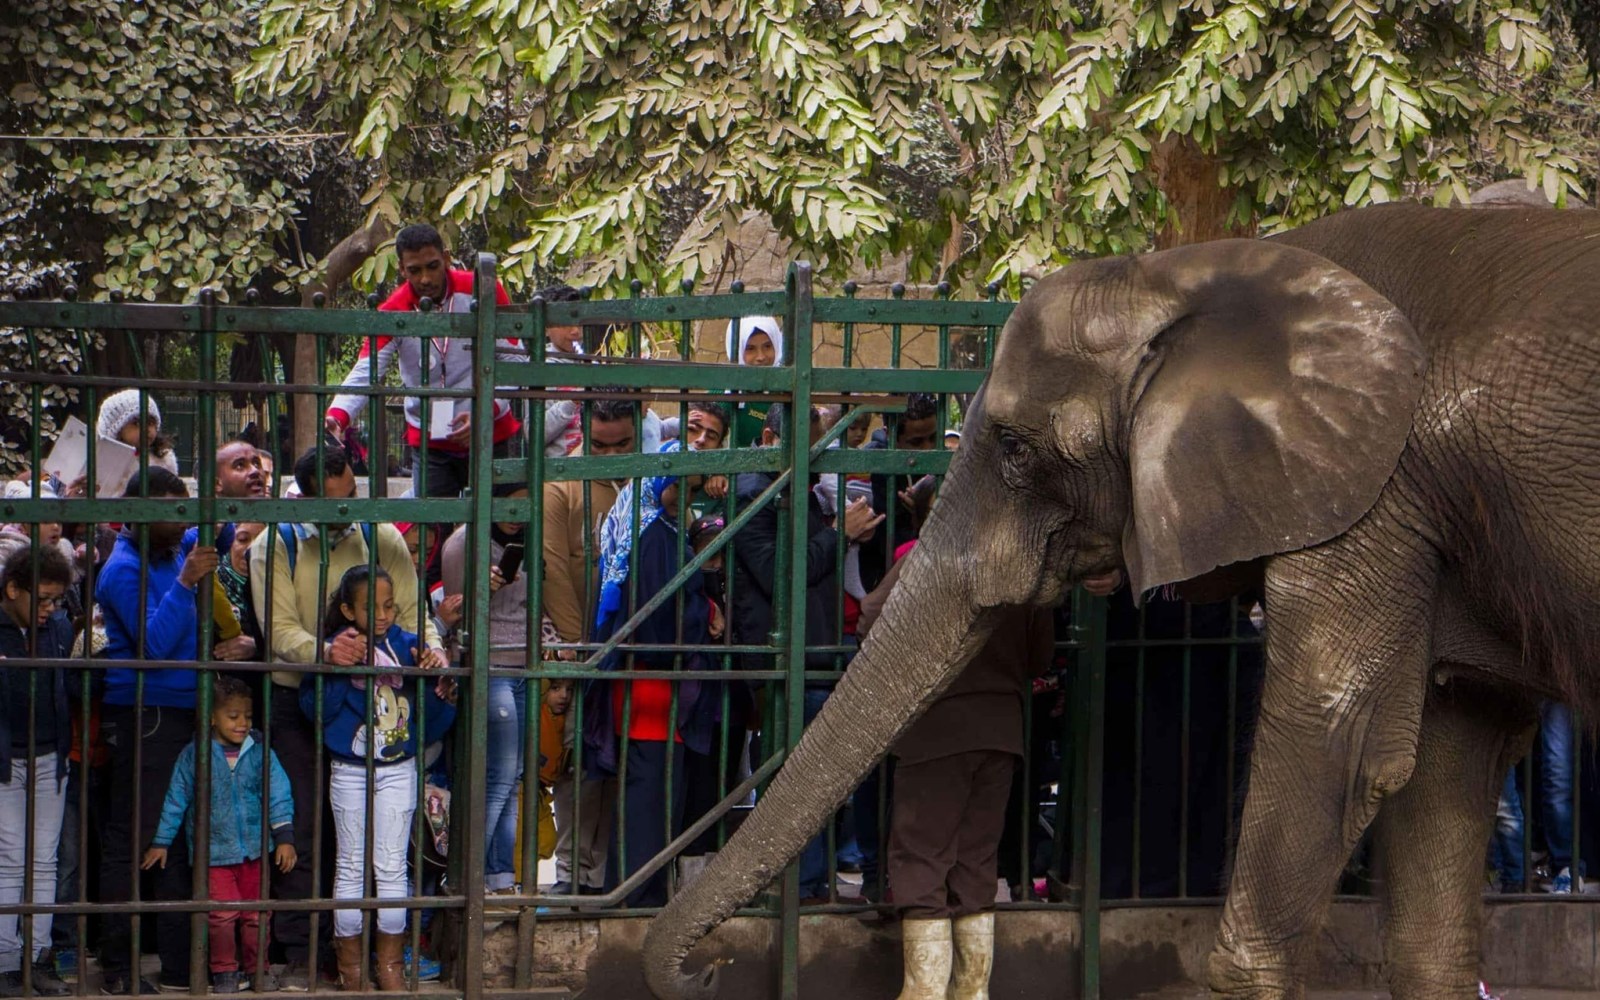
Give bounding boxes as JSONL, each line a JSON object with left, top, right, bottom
{"left": 351, "top": 682, "right": 412, "bottom": 761}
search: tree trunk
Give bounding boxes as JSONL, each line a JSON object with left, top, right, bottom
{"left": 1150, "top": 136, "right": 1255, "bottom": 249}
{"left": 290, "top": 217, "right": 393, "bottom": 458}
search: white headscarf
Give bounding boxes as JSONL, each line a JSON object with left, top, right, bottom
{"left": 725, "top": 315, "right": 784, "bottom": 365}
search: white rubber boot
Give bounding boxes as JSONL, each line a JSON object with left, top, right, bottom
{"left": 948, "top": 911, "right": 995, "bottom": 1000}
{"left": 895, "top": 918, "right": 952, "bottom": 1000}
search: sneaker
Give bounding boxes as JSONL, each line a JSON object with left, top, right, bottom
{"left": 1551, "top": 866, "right": 1579, "bottom": 894}
{"left": 99, "top": 975, "right": 165, "bottom": 996}
{"left": 0, "top": 966, "right": 71, "bottom": 998}
{"left": 1478, "top": 982, "right": 1502, "bottom": 1000}
{"left": 400, "top": 949, "right": 440, "bottom": 983}
{"left": 275, "top": 961, "right": 309, "bottom": 993}
{"left": 30, "top": 963, "right": 70, "bottom": 997}
{"left": 157, "top": 975, "right": 191, "bottom": 994}
{"left": 545, "top": 881, "right": 575, "bottom": 896}
{"left": 250, "top": 971, "right": 279, "bottom": 993}
{"left": 51, "top": 950, "right": 77, "bottom": 983}
{"left": 211, "top": 973, "right": 244, "bottom": 995}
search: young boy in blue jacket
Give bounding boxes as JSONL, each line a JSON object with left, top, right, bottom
{"left": 142, "top": 677, "right": 295, "bottom": 993}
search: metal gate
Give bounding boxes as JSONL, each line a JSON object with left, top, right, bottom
{"left": 0, "top": 256, "right": 1283, "bottom": 999}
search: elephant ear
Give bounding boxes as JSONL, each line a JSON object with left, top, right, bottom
{"left": 1120, "top": 239, "right": 1426, "bottom": 597}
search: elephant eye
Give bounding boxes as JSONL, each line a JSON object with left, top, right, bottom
{"left": 998, "top": 430, "right": 1025, "bottom": 459}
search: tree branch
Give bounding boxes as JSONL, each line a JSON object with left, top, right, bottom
{"left": 291, "top": 217, "right": 395, "bottom": 457}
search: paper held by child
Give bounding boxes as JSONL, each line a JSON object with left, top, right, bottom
{"left": 42, "top": 415, "right": 140, "bottom": 495}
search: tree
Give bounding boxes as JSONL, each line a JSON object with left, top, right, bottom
{"left": 244, "top": 0, "right": 1595, "bottom": 293}
{"left": 1, "top": 0, "right": 415, "bottom": 452}
{"left": 0, "top": 0, "right": 316, "bottom": 303}
{"left": 0, "top": 201, "right": 103, "bottom": 478}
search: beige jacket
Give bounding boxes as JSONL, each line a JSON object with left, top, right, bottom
{"left": 249, "top": 521, "right": 440, "bottom": 688}
{"left": 540, "top": 477, "right": 619, "bottom": 643}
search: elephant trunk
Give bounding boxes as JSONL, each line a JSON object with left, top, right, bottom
{"left": 642, "top": 508, "right": 994, "bottom": 1000}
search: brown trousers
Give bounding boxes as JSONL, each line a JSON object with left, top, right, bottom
{"left": 887, "top": 749, "right": 1016, "bottom": 918}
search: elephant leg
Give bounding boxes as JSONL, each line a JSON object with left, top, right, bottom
{"left": 1376, "top": 676, "right": 1536, "bottom": 999}
{"left": 1208, "top": 518, "right": 1440, "bottom": 999}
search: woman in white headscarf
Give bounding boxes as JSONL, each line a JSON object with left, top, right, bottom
{"left": 724, "top": 315, "right": 783, "bottom": 447}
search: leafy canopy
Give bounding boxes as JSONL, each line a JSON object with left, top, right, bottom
{"left": 197, "top": 3, "right": 1600, "bottom": 291}
{"left": 1, "top": 0, "right": 315, "bottom": 302}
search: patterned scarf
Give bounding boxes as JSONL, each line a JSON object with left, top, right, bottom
{"left": 594, "top": 440, "right": 680, "bottom": 632}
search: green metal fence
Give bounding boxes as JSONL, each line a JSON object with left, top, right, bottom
{"left": 0, "top": 255, "right": 1284, "bottom": 1000}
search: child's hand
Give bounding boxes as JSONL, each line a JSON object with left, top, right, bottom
{"left": 414, "top": 645, "right": 448, "bottom": 670}
{"left": 141, "top": 847, "right": 168, "bottom": 870}
{"left": 435, "top": 676, "right": 459, "bottom": 705}
{"left": 702, "top": 475, "right": 729, "bottom": 501}
{"left": 708, "top": 602, "right": 725, "bottom": 640}
{"left": 274, "top": 843, "right": 297, "bottom": 874}
{"left": 437, "top": 593, "right": 465, "bottom": 629}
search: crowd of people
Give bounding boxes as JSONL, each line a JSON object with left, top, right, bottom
{"left": 0, "top": 223, "right": 1018, "bottom": 998}
{"left": 0, "top": 223, "right": 1587, "bottom": 1000}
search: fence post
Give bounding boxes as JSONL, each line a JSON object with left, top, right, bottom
{"left": 1070, "top": 589, "right": 1107, "bottom": 1000}
{"left": 461, "top": 253, "right": 499, "bottom": 995}
{"left": 776, "top": 262, "right": 815, "bottom": 1000}
{"left": 191, "top": 288, "right": 219, "bottom": 995}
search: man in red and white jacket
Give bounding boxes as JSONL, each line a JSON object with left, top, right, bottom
{"left": 324, "top": 223, "right": 523, "bottom": 500}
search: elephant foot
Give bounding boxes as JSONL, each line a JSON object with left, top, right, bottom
{"left": 1205, "top": 948, "right": 1303, "bottom": 1000}
{"left": 1388, "top": 972, "right": 1483, "bottom": 1000}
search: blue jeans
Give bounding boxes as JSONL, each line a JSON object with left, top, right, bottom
{"left": 1539, "top": 701, "right": 1579, "bottom": 874}
{"left": 1491, "top": 768, "right": 1525, "bottom": 889}
{"left": 484, "top": 676, "right": 527, "bottom": 890}
{"left": 853, "top": 760, "right": 891, "bottom": 892}
{"left": 798, "top": 687, "right": 834, "bottom": 898}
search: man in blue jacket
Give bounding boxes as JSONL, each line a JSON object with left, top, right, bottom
{"left": 95, "top": 468, "right": 221, "bottom": 995}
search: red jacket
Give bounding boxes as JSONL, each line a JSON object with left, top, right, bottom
{"left": 326, "top": 269, "right": 520, "bottom": 451}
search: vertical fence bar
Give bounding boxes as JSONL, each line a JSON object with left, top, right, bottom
{"left": 459, "top": 253, "right": 499, "bottom": 994}
{"left": 776, "top": 262, "right": 814, "bottom": 1000}
{"left": 1072, "top": 588, "right": 1107, "bottom": 1000}
{"left": 514, "top": 289, "right": 551, "bottom": 989}
{"left": 190, "top": 289, "right": 219, "bottom": 994}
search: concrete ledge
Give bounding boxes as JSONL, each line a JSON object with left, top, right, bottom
{"left": 482, "top": 900, "right": 1600, "bottom": 998}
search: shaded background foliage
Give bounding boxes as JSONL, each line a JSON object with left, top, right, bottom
{"left": 1, "top": 0, "right": 1597, "bottom": 465}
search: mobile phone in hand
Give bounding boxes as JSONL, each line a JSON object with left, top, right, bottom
{"left": 498, "top": 542, "right": 525, "bottom": 583}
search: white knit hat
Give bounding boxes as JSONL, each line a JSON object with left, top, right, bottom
{"left": 96, "top": 389, "right": 162, "bottom": 442}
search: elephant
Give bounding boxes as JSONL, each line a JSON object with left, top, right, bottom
{"left": 641, "top": 203, "right": 1600, "bottom": 1000}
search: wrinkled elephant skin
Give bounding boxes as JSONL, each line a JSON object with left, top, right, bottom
{"left": 642, "top": 205, "right": 1600, "bottom": 1000}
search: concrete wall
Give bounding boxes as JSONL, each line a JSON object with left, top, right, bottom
{"left": 486, "top": 900, "right": 1600, "bottom": 998}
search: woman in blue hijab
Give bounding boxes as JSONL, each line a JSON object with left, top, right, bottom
{"left": 583, "top": 441, "right": 721, "bottom": 906}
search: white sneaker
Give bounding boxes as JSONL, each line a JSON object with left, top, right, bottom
{"left": 1550, "top": 866, "right": 1580, "bottom": 894}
